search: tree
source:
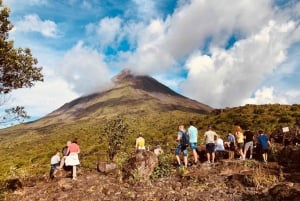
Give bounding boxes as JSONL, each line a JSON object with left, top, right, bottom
{"left": 0, "top": 1, "right": 43, "bottom": 124}
{"left": 100, "top": 117, "right": 130, "bottom": 161}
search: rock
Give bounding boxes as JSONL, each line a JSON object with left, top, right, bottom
{"left": 5, "top": 178, "right": 22, "bottom": 191}
{"left": 122, "top": 150, "right": 158, "bottom": 181}
{"left": 97, "top": 161, "right": 118, "bottom": 175}
{"left": 268, "top": 183, "right": 300, "bottom": 200}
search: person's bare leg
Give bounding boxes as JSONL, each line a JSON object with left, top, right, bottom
{"left": 176, "top": 155, "right": 181, "bottom": 166}
{"left": 72, "top": 166, "right": 77, "bottom": 179}
{"left": 184, "top": 156, "right": 188, "bottom": 168}
{"left": 59, "top": 156, "right": 66, "bottom": 169}
{"left": 193, "top": 150, "right": 198, "bottom": 163}
{"left": 212, "top": 152, "right": 215, "bottom": 163}
{"left": 206, "top": 153, "right": 210, "bottom": 163}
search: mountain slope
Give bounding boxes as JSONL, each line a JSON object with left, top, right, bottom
{"left": 36, "top": 69, "right": 212, "bottom": 126}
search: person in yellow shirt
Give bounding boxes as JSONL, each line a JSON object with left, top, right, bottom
{"left": 235, "top": 126, "right": 245, "bottom": 160}
{"left": 135, "top": 132, "right": 145, "bottom": 151}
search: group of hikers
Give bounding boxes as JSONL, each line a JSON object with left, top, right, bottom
{"left": 50, "top": 138, "right": 80, "bottom": 180}
{"left": 135, "top": 121, "right": 271, "bottom": 169}
{"left": 173, "top": 122, "right": 271, "bottom": 169}
{"left": 50, "top": 122, "right": 271, "bottom": 180}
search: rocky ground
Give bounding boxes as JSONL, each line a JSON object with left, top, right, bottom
{"left": 2, "top": 145, "right": 300, "bottom": 201}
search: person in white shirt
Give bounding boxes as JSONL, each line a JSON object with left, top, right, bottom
{"left": 49, "top": 150, "right": 60, "bottom": 179}
{"left": 204, "top": 126, "right": 218, "bottom": 163}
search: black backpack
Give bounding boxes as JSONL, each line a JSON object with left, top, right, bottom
{"left": 180, "top": 131, "right": 189, "bottom": 148}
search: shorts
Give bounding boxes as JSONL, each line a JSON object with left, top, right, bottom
{"left": 244, "top": 141, "right": 253, "bottom": 152}
{"left": 237, "top": 142, "right": 244, "bottom": 149}
{"left": 175, "top": 144, "right": 188, "bottom": 157}
{"left": 229, "top": 142, "right": 235, "bottom": 151}
{"left": 189, "top": 143, "right": 198, "bottom": 150}
{"left": 206, "top": 143, "right": 215, "bottom": 154}
{"left": 261, "top": 148, "right": 269, "bottom": 154}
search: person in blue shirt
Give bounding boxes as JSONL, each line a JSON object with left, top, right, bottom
{"left": 226, "top": 132, "right": 236, "bottom": 160}
{"left": 257, "top": 130, "right": 271, "bottom": 163}
{"left": 188, "top": 121, "right": 198, "bottom": 164}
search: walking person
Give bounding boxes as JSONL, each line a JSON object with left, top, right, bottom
{"left": 58, "top": 141, "right": 71, "bottom": 169}
{"left": 235, "top": 126, "right": 245, "bottom": 160}
{"left": 257, "top": 130, "right": 271, "bottom": 163}
{"left": 65, "top": 138, "right": 80, "bottom": 180}
{"left": 204, "top": 126, "right": 217, "bottom": 163}
{"left": 243, "top": 127, "right": 254, "bottom": 159}
{"left": 175, "top": 124, "right": 188, "bottom": 168}
{"left": 188, "top": 121, "right": 198, "bottom": 164}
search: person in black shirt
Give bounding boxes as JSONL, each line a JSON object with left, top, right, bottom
{"left": 243, "top": 128, "right": 254, "bottom": 159}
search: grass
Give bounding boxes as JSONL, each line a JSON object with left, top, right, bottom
{"left": 0, "top": 104, "right": 299, "bottom": 194}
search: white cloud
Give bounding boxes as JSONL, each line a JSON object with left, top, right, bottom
{"left": 96, "top": 17, "right": 122, "bottom": 49}
{"left": 180, "top": 20, "right": 300, "bottom": 108}
{"left": 13, "top": 14, "right": 59, "bottom": 38}
{"left": 243, "top": 87, "right": 288, "bottom": 105}
{"left": 131, "top": 0, "right": 159, "bottom": 21}
{"left": 60, "top": 41, "right": 111, "bottom": 94}
{"left": 120, "top": 0, "right": 273, "bottom": 75}
{"left": 9, "top": 79, "right": 78, "bottom": 117}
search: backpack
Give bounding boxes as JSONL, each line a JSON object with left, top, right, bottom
{"left": 180, "top": 131, "right": 189, "bottom": 148}
{"left": 62, "top": 146, "right": 69, "bottom": 156}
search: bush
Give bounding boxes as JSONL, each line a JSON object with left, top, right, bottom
{"left": 151, "top": 153, "right": 173, "bottom": 179}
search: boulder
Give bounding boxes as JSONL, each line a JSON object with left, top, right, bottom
{"left": 97, "top": 162, "right": 118, "bottom": 175}
{"left": 122, "top": 150, "right": 158, "bottom": 181}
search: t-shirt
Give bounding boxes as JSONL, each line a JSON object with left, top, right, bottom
{"left": 215, "top": 138, "right": 225, "bottom": 151}
{"left": 204, "top": 130, "right": 217, "bottom": 144}
{"left": 136, "top": 137, "right": 145, "bottom": 149}
{"left": 188, "top": 125, "right": 198, "bottom": 143}
{"left": 236, "top": 132, "right": 244, "bottom": 143}
{"left": 244, "top": 130, "right": 254, "bottom": 143}
{"left": 69, "top": 143, "right": 80, "bottom": 153}
{"left": 50, "top": 154, "right": 60, "bottom": 165}
{"left": 257, "top": 134, "right": 269, "bottom": 149}
{"left": 228, "top": 134, "right": 235, "bottom": 142}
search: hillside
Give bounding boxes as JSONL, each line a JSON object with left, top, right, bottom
{"left": 0, "top": 70, "right": 212, "bottom": 187}
{"left": 1, "top": 70, "right": 300, "bottom": 199}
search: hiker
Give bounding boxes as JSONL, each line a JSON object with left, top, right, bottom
{"left": 243, "top": 127, "right": 254, "bottom": 159}
{"left": 135, "top": 132, "right": 146, "bottom": 151}
{"left": 175, "top": 124, "right": 188, "bottom": 168}
{"left": 65, "top": 138, "right": 80, "bottom": 180}
{"left": 204, "top": 125, "right": 218, "bottom": 163}
{"left": 154, "top": 145, "right": 164, "bottom": 156}
{"left": 226, "top": 132, "right": 236, "bottom": 160}
{"left": 215, "top": 135, "right": 225, "bottom": 151}
{"left": 58, "top": 141, "right": 71, "bottom": 169}
{"left": 215, "top": 135, "right": 225, "bottom": 160}
{"left": 257, "top": 130, "right": 271, "bottom": 163}
{"left": 49, "top": 149, "right": 60, "bottom": 179}
{"left": 188, "top": 121, "right": 199, "bottom": 164}
{"left": 235, "top": 126, "right": 245, "bottom": 160}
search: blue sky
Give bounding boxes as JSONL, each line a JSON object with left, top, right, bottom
{"left": 2, "top": 0, "right": 300, "bottom": 122}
